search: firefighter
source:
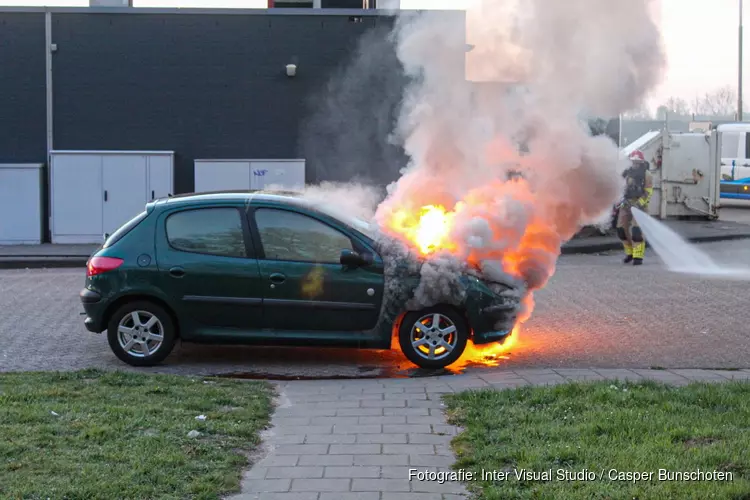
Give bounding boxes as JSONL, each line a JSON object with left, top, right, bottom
{"left": 616, "top": 150, "right": 653, "bottom": 265}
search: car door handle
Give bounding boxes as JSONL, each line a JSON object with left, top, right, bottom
{"left": 269, "top": 273, "right": 286, "bottom": 284}
{"left": 169, "top": 266, "right": 185, "bottom": 278}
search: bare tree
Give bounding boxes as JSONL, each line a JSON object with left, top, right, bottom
{"left": 691, "top": 96, "right": 704, "bottom": 117}
{"left": 692, "top": 85, "right": 737, "bottom": 118}
{"left": 655, "top": 97, "right": 690, "bottom": 119}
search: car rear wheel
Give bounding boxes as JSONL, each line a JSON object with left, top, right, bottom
{"left": 398, "top": 306, "right": 468, "bottom": 369}
{"left": 107, "top": 301, "right": 176, "bottom": 367}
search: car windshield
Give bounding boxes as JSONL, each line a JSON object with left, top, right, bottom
{"left": 347, "top": 216, "right": 377, "bottom": 239}
{"left": 312, "top": 202, "right": 378, "bottom": 239}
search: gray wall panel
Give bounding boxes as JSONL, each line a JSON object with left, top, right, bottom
{"left": 50, "top": 12, "right": 402, "bottom": 193}
{"left": 0, "top": 12, "right": 47, "bottom": 163}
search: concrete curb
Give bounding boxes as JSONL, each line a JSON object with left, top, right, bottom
{"left": 0, "top": 257, "right": 87, "bottom": 269}
{"left": 1, "top": 233, "right": 750, "bottom": 269}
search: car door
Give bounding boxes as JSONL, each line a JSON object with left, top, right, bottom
{"left": 721, "top": 131, "right": 743, "bottom": 180}
{"left": 155, "top": 205, "right": 265, "bottom": 332}
{"left": 249, "top": 205, "right": 384, "bottom": 332}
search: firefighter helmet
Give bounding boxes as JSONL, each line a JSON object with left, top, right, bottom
{"left": 629, "top": 150, "right": 645, "bottom": 161}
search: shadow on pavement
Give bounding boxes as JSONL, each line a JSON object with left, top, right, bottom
{"left": 165, "top": 343, "right": 516, "bottom": 380}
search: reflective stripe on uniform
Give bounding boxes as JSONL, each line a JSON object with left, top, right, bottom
{"left": 632, "top": 242, "right": 646, "bottom": 259}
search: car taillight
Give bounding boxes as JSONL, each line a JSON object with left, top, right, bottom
{"left": 87, "top": 256, "right": 124, "bottom": 277}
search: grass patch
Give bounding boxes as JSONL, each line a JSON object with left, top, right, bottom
{"left": 444, "top": 380, "right": 750, "bottom": 499}
{"left": 0, "top": 369, "right": 273, "bottom": 499}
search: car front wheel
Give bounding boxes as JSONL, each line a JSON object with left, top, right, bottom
{"left": 398, "top": 306, "right": 468, "bottom": 369}
{"left": 107, "top": 300, "right": 176, "bottom": 367}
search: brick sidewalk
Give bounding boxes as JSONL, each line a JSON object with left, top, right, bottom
{"left": 227, "top": 368, "right": 750, "bottom": 500}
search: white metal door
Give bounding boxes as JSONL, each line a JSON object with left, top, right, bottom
{"left": 194, "top": 160, "right": 251, "bottom": 192}
{"left": 51, "top": 154, "right": 103, "bottom": 241}
{"left": 250, "top": 160, "right": 305, "bottom": 191}
{"left": 148, "top": 155, "right": 173, "bottom": 201}
{"left": 0, "top": 165, "right": 42, "bottom": 244}
{"left": 662, "top": 133, "right": 712, "bottom": 217}
{"left": 102, "top": 155, "right": 148, "bottom": 235}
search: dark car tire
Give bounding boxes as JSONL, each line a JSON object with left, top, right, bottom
{"left": 398, "top": 305, "right": 469, "bottom": 370}
{"left": 107, "top": 300, "right": 176, "bottom": 367}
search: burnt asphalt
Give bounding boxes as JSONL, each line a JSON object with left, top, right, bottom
{"left": 1, "top": 239, "right": 749, "bottom": 375}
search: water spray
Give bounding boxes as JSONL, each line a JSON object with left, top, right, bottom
{"left": 631, "top": 207, "right": 750, "bottom": 279}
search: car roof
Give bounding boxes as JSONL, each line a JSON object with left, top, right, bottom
{"left": 153, "top": 190, "right": 378, "bottom": 242}
{"left": 156, "top": 190, "right": 310, "bottom": 209}
{"left": 717, "top": 122, "right": 750, "bottom": 133}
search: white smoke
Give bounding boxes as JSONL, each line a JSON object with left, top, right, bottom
{"left": 300, "top": 181, "right": 382, "bottom": 222}
{"left": 296, "top": 1, "right": 665, "bottom": 331}
{"left": 299, "top": 24, "right": 409, "bottom": 188}
{"left": 373, "top": 0, "right": 666, "bottom": 312}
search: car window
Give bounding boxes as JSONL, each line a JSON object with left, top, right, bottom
{"left": 166, "top": 208, "right": 246, "bottom": 258}
{"left": 103, "top": 210, "right": 148, "bottom": 248}
{"left": 255, "top": 208, "right": 353, "bottom": 263}
{"left": 722, "top": 132, "right": 740, "bottom": 157}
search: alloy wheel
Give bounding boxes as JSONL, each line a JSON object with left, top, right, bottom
{"left": 117, "top": 310, "right": 165, "bottom": 358}
{"left": 410, "top": 313, "right": 458, "bottom": 361}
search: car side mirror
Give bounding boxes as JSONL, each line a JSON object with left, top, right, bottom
{"left": 340, "top": 249, "right": 371, "bottom": 268}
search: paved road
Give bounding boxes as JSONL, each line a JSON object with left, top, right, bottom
{"left": 2, "top": 239, "right": 749, "bottom": 376}
{"left": 720, "top": 206, "right": 750, "bottom": 223}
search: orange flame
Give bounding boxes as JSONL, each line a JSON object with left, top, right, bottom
{"left": 458, "top": 325, "right": 520, "bottom": 367}
{"left": 389, "top": 205, "right": 456, "bottom": 255}
{"left": 382, "top": 190, "right": 550, "bottom": 367}
{"left": 382, "top": 178, "right": 563, "bottom": 290}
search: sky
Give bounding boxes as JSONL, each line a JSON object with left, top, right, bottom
{"left": 0, "top": 0, "right": 744, "bottom": 112}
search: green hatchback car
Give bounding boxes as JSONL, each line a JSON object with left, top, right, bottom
{"left": 80, "top": 192, "right": 520, "bottom": 370}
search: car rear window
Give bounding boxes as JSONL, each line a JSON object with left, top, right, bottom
{"left": 103, "top": 210, "right": 148, "bottom": 248}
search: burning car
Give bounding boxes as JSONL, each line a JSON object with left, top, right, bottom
{"left": 80, "top": 191, "right": 523, "bottom": 369}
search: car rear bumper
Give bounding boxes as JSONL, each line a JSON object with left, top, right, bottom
{"left": 83, "top": 315, "right": 103, "bottom": 333}
{"left": 80, "top": 288, "right": 106, "bottom": 333}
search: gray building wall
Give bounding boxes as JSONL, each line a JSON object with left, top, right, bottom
{"left": 0, "top": 12, "right": 47, "bottom": 163}
{"left": 0, "top": 9, "right": 411, "bottom": 196}
{"left": 49, "top": 10, "right": 402, "bottom": 194}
